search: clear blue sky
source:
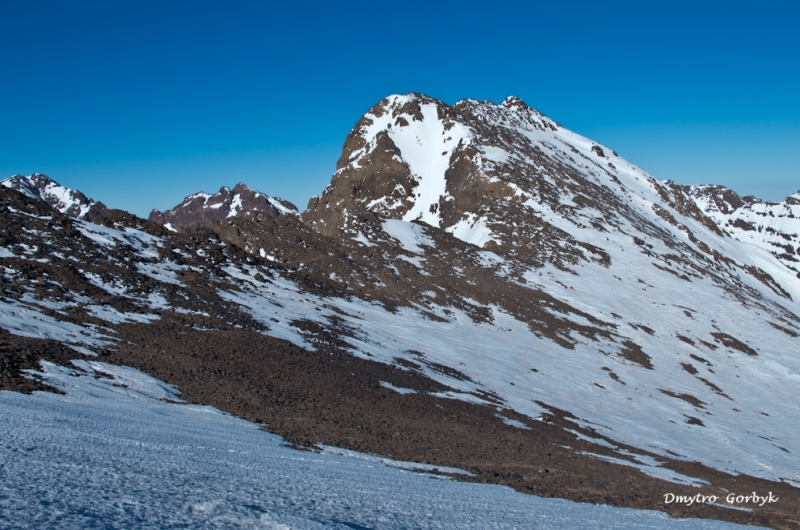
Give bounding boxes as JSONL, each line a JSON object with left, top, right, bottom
{"left": 2, "top": 0, "right": 798, "bottom": 216}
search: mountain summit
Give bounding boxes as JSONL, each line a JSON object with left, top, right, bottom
{"left": 305, "top": 93, "right": 799, "bottom": 278}
{"left": 149, "top": 183, "right": 298, "bottom": 231}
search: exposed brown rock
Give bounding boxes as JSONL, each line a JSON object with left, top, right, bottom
{"left": 149, "top": 183, "right": 298, "bottom": 230}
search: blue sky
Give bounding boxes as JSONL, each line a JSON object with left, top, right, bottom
{"left": 2, "top": 0, "right": 798, "bottom": 216}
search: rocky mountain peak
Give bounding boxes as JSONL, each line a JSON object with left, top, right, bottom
{"left": 1, "top": 173, "right": 107, "bottom": 220}
{"left": 303, "top": 90, "right": 800, "bottom": 300}
{"left": 305, "top": 93, "right": 714, "bottom": 269}
{"left": 149, "top": 182, "right": 298, "bottom": 231}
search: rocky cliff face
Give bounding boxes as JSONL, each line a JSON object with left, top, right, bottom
{"left": 149, "top": 182, "right": 298, "bottom": 231}
{"left": 1, "top": 173, "right": 107, "bottom": 220}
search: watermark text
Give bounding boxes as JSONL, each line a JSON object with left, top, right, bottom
{"left": 663, "top": 492, "right": 779, "bottom": 507}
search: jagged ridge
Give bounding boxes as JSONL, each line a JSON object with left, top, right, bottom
{"left": 149, "top": 182, "right": 298, "bottom": 231}
{"left": 1, "top": 173, "right": 107, "bottom": 220}
{"left": 689, "top": 184, "right": 800, "bottom": 273}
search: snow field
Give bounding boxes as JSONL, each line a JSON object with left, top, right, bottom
{"left": 0, "top": 361, "right": 752, "bottom": 529}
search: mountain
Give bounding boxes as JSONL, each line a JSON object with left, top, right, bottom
{"left": 305, "top": 94, "right": 792, "bottom": 280}
{"left": 2, "top": 94, "right": 800, "bottom": 528}
{"left": 688, "top": 184, "right": 800, "bottom": 273}
{"left": 1, "top": 173, "right": 107, "bottom": 220}
{"left": 148, "top": 182, "right": 298, "bottom": 231}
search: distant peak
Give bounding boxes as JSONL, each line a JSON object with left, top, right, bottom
{"left": 1, "top": 173, "right": 105, "bottom": 220}
{"left": 501, "top": 95, "right": 529, "bottom": 109}
{"left": 149, "top": 182, "right": 298, "bottom": 230}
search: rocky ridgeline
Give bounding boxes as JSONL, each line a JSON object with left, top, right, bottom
{"left": 305, "top": 93, "right": 800, "bottom": 274}
{"left": 688, "top": 184, "right": 800, "bottom": 273}
{"left": 1, "top": 173, "right": 107, "bottom": 220}
{"left": 1, "top": 176, "right": 300, "bottom": 232}
{"left": 148, "top": 182, "right": 298, "bottom": 231}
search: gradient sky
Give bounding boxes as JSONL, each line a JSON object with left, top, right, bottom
{"left": 2, "top": 0, "right": 798, "bottom": 217}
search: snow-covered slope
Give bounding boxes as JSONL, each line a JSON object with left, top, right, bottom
{"left": 689, "top": 184, "right": 800, "bottom": 274}
{"left": 0, "top": 361, "right": 747, "bottom": 529}
{"left": 1, "top": 173, "right": 106, "bottom": 219}
{"left": 149, "top": 182, "right": 298, "bottom": 231}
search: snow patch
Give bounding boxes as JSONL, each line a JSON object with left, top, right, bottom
{"left": 382, "top": 219, "right": 434, "bottom": 253}
{"left": 86, "top": 305, "right": 160, "bottom": 325}
{"left": 379, "top": 380, "right": 417, "bottom": 395}
{"left": 447, "top": 213, "right": 498, "bottom": 248}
